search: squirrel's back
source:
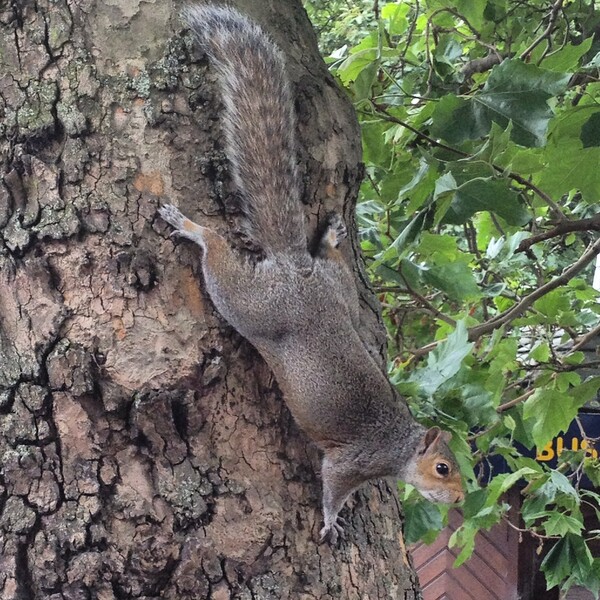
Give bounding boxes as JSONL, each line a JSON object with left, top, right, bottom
{"left": 183, "top": 6, "right": 307, "bottom": 258}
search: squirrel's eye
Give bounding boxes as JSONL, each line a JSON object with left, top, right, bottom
{"left": 436, "top": 462, "right": 450, "bottom": 476}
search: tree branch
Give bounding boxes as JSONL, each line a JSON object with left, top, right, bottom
{"left": 369, "top": 104, "right": 470, "bottom": 157}
{"left": 497, "top": 389, "right": 536, "bottom": 413}
{"left": 468, "top": 237, "right": 600, "bottom": 340}
{"left": 516, "top": 214, "right": 600, "bottom": 252}
{"left": 398, "top": 268, "right": 457, "bottom": 327}
{"left": 461, "top": 53, "right": 503, "bottom": 79}
{"left": 498, "top": 170, "right": 567, "bottom": 220}
{"left": 571, "top": 323, "right": 600, "bottom": 353}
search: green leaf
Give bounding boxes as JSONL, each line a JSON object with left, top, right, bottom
{"left": 381, "top": 2, "right": 410, "bottom": 35}
{"left": 362, "top": 120, "right": 392, "bottom": 167}
{"left": 444, "top": 177, "right": 530, "bottom": 226}
{"left": 353, "top": 62, "right": 378, "bottom": 102}
{"left": 460, "top": 384, "right": 498, "bottom": 425}
{"left": 547, "top": 470, "right": 579, "bottom": 499}
{"left": 428, "top": 0, "right": 486, "bottom": 31}
{"left": 403, "top": 499, "right": 443, "bottom": 544}
{"left": 411, "top": 320, "right": 474, "bottom": 396}
{"left": 337, "top": 45, "right": 378, "bottom": 84}
{"left": 538, "top": 139, "right": 600, "bottom": 204}
{"left": 581, "top": 112, "right": 600, "bottom": 148}
{"left": 433, "top": 172, "right": 458, "bottom": 200}
{"left": 461, "top": 488, "right": 487, "bottom": 519}
{"left": 533, "top": 289, "right": 570, "bottom": 319}
{"left": 454, "top": 0, "right": 485, "bottom": 30}
{"left": 543, "top": 512, "right": 584, "bottom": 536}
{"left": 378, "top": 210, "right": 427, "bottom": 261}
{"left": 416, "top": 232, "right": 458, "bottom": 260}
{"left": 571, "top": 377, "right": 600, "bottom": 405}
{"left": 485, "top": 468, "right": 538, "bottom": 505}
{"left": 449, "top": 522, "right": 477, "bottom": 567}
{"left": 555, "top": 372, "right": 580, "bottom": 393}
{"left": 541, "top": 535, "right": 593, "bottom": 590}
{"left": 529, "top": 342, "right": 550, "bottom": 363}
{"left": 474, "top": 60, "right": 570, "bottom": 147}
{"left": 421, "top": 261, "right": 481, "bottom": 301}
{"left": 538, "top": 108, "right": 600, "bottom": 203}
{"left": 584, "top": 459, "right": 600, "bottom": 488}
{"left": 541, "top": 37, "right": 594, "bottom": 72}
{"left": 431, "top": 94, "right": 487, "bottom": 144}
{"left": 563, "top": 351, "right": 585, "bottom": 365}
{"left": 523, "top": 389, "right": 579, "bottom": 448}
{"left": 432, "top": 60, "right": 570, "bottom": 147}
{"left": 572, "top": 558, "right": 600, "bottom": 597}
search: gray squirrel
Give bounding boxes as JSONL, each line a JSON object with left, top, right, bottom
{"left": 159, "top": 5, "right": 464, "bottom": 544}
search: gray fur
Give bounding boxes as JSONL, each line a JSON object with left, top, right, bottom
{"left": 183, "top": 5, "right": 306, "bottom": 258}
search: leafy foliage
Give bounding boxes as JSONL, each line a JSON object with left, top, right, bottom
{"left": 306, "top": 0, "right": 600, "bottom": 595}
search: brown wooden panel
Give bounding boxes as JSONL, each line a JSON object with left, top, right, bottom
{"left": 453, "top": 551, "right": 507, "bottom": 599}
{"left": 466, "top": 527, "right": 511, "bottom": 578}
{"left": 412, "top": 529, "right": 452, "bottom": 565}
{"left": 480, "top": 520, "right": 515, "bottom": 561}
{"left": 416, "top": 546, "right": 453, "bottom": 586}
{"left": 421, "top": 572, "right": 478, "bottom": 600}
{"left": 412, "top": 506, "right": 519, "bottom": 600}
{"left": 419, "top": 549, "right": 499, "bottom": 600}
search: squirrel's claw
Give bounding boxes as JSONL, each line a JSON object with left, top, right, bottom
{"left": 319, "top": 517, "right": 346, "bottom": 545}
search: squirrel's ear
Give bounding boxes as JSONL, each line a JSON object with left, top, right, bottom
{"left": 418, "top": 426, "right": 442, "bottom": 455}
{"left": 418, "top": 427, "right": 454, "bottom": 455}
{"left": 440, "top": 429, "right": 452, "bottom": 444}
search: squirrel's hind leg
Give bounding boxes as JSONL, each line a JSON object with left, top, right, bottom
{"left": 159, "top": 204, "right": 268, "bottom": 338}
{"left": 159, "top": 204, "right": 234, "bottom": 271}
{"left": 159, "top": 204, "right": 211, "bottom": 250}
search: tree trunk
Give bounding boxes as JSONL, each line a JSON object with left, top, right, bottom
{"left": 0, "top": 1, "right": 422, "bottom": 598}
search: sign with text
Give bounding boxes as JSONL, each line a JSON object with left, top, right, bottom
{"left": 482, "top": 411, "right": 600, "bottom": 487}
{"left": 534, "top": 411, "right": 599, "bottom": 466}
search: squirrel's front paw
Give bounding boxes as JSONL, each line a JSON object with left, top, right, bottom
{"left": 327, "top": 213, "right": 347, "bottom": 247}
{"left": 319, "top": 516, "right": 347, "bottom": 545}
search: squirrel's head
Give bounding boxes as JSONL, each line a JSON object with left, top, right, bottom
{"left": 404, "top": 426, "right": 464, "bottom": 504}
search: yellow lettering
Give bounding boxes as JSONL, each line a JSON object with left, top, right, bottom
{"left": 537, "top": 441, "right": 555, "bottom": 461}
{"left": 556, "top": 437, "right": 564, "bottom": 457}
{"left": 571, "top": 438, "right": 579, "bottom": 452}
{"left": 580, "top": 439, "right": 598, "bottom": 459}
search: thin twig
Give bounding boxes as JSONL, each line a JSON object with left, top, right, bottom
{"left": 370, "top": 104, "right": 567, "bottom": 219}
{"left": 398, "top": 268, "right": 457, "bottom": 327}
{"left": 497, "top": 389, "right": 536, "bottom": 412}
{"left": 502, "top": 170, "right": 567, "bottom": 221}
{"left": 503, "top": 516, "right": 557, "bottom": 540}
{"left": 520, "top": 0, "right": 565, "bottom": 61}
{"left": 410, "top": 238, "right": 600, "bottom": 358}
{"left": 571, "top": 323, "right": 600, "bottom": 353}
{"left": 400, "top": 0, "right": 419, "bottom": 72}
{"left": 468, "top": 238, "right": 600, "bottom": 340}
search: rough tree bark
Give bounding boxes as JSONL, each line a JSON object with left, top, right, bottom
{"left": 0, "top": 1, "right": 422, "bottom": 598}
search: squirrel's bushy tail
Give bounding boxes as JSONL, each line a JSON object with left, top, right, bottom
{"left": 183, "top": 5, "right": 307, "bottom": 257}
